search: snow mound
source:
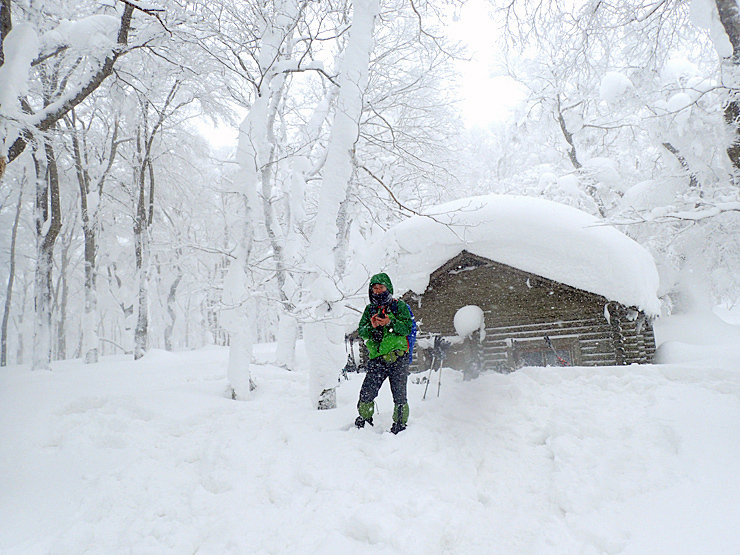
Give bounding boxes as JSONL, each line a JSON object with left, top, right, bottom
{"left": 370, "top": 195, "right": 661, "bottom": 315}
{"left": 454, "top": 305, "right": 486, "bottom": 340}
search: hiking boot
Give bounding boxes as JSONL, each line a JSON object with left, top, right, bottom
{"left": 390, "top": 421, "right": 406, "bottom": 434}
{"left": 355, "top": 416, "right": 373, "bottom": 428}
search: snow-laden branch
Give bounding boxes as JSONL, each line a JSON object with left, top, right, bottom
{"left": 359, "top": 163, "right": 469, "bottom": 243}
{"left": 626, "top": 0, "right": 671, "bottom": 24}
{"left": 278, "top": 65, "right": 338, "bottom": 86}
{"left": 119, "top": 0, "right": 170, "bottom": 34}
{"left": 613, "top": 200, "right": 740, "bottom": 225}
{"left": 359, "top": 164, "right": 421, "bottom": 216}
{"left": 4, "top": 1, "right": 163, "bottom": 165}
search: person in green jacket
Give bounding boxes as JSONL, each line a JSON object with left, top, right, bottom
{"left": 355, "top": 273, "right": 413, "bottom": 434}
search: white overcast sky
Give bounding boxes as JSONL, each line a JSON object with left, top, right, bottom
{"left": 449, "top": 0, "right": 526, "bottom": 126}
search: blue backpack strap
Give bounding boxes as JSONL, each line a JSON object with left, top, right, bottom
{"left": 406, "top": 304, "right": 417, "bottom": 363}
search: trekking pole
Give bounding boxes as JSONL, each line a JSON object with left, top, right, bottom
{"left": 435, "top": 336, "right": 449, "bottom": 397}
{"left": 422, "top": 350, "right": 436, "bottom": 400}
{"left": 437, "top": 363, "right": 442, "bottom": 397}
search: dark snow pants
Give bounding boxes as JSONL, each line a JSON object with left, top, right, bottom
{"left": 358, "top": 355, "right": 409, "bottom": 408}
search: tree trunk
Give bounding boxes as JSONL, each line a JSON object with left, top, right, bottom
{"left": 1, "top": 184, "right": 22, "bottom": 366}
{"left": 334, "top": 182, "right": 355, "bottom": 277}
{"left": 131, "top": 85, "right": 178, "bottom": 360}
{"left": 222, "top": 243, "right": 256, "bottom": 399}
{"left": 33, "top": 251, "right": 50, "bottom": 367}
{"left": 556, "top": 97, "right": 581, "bottom": 170}
{"left": 276, "top": 91, "right": 334, "bottom": 370}
{"left": 15, "top": 313, "right": 23, "bottom": 364}
{"left": 68, "top": 113, "right": 120, "bottom": 364}
{"left": 226, "top": 1, "right": 301, "bottom": 398}
{"left": 275, "top": 313, "right": 298, "bottom": 369}
{"left": 0, "top": 0, "right": 12, "bottom": 69}
{"left": 555, "top": 97, "right": 608, "bottom": 217}
{"left": 716, "top": 0, "right": 740, "bottom": 172}
{"left": 133, "top": 235, "right": 150, "bottom": 360}
{"left": 164, "top": 270, "right": 182, "bottom": 351}
{"left": 259, "top": 53, "right": 295, "bottom": 309}
{"left": 305, "top": 0, "right": 379, "bottom": 409}
{"left": 80, "top": 213, "right": 99, "bottom": 364}
{"left": 227, "top": 328, "right": 255, "bottom": 398}
{"left": 662, "top": 142, "right": 700, "bottom": 190}
{"left": 32, "top": 141, "right": 62, "bottom": 370}
{"left": 133, "top": 153, "right": 150, "bottom": 360}
{"left": 13, "top": 275, "right": 29, "bottom": 364}
{"left": 53, "top": 231, "right": 72, "bottom": 360}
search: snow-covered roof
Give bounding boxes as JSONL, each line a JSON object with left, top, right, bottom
{"left": 369, "top": 194, "right": 661, "bottom": 316}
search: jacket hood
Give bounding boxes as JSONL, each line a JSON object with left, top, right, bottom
{"left": 369, "top": 272, "right": 394, "bottom": 295}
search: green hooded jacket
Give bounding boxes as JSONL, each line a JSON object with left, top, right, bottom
{"left": 358, "top": 273, "right": 413, "bottom": 360}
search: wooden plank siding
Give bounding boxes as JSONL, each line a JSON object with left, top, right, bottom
{"left": 402, "top": 250, "right": 656, "bottom": 373}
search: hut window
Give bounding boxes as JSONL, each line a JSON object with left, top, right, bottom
{"left": 511, "top": 336, "right": 579, "bottom": 368}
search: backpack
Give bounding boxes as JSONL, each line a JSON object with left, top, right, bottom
{"left": 390, "top": 300, "right": 417, "bottom": 364}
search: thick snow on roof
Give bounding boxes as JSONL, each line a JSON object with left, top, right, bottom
{"left": 371, "top": 194, "right": 661, "bottom": 316}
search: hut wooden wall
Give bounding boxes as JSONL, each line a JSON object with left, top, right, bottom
{"left": 401, "top": 251, "right": 655, "bottom": 372}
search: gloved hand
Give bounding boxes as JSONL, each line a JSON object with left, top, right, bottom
{"left": 383, "top": 349, "right": 406, "bottom": 363}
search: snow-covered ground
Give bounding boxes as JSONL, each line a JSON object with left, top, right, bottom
{"left": 2, "top": 313, "right": 740, "bottom": 555}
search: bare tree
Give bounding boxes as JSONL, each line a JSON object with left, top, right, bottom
{"left": 32, "top": 139, "right": 62, "bottom": 370}
{"left": 130, "top": 82, "right": 194, "bottom": 360}
{"left": 1, "top": 180, "right": 22, "bottom": 366}
{"left": 66, "top": 109, "right": 123, "bottom": 363}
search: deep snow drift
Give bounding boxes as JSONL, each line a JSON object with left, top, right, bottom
{"left": 2, "top": 313, "right": 740, "bottom": 555}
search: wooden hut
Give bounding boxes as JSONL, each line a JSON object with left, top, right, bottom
{"left": 401, "top": 250, "right": 656, "bottom": 373}
{"left": 366, "top": 194, "right": 661, "bottom": 373}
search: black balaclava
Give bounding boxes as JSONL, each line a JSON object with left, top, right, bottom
{"left": 369, "top": 272, "right": 393, "bottom": 306}
{"left": 370, "top": 289, "right": 392, "bottom": 307}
